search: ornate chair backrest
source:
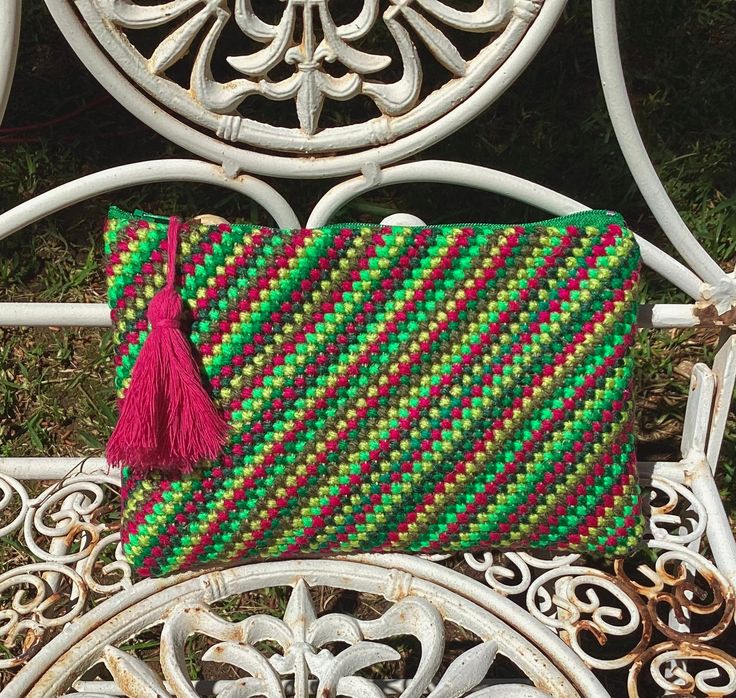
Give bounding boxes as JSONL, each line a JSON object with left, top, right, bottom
{"left": 1, "top": 2, "right": 735, "bottom": 696}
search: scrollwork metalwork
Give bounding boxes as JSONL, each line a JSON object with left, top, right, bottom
{"left": 526, "top": 566, "right": 651, "bottom": 671}
{"left": 0, "top": 563, "right": 87, "bottom": 669}
{"left": 464, "top": 550, "right": 581, "bottom": 596}
{"left": 648, "top": 476, "right": 707, "bottom": 546}
{"left": 3, "top": 5, "right": 736, "bottom": 693}
{"left": 74, "top": 0, "right": 545, "bottom": 152}
{"left": 629, "top": 642, "right": 736, "bottom": 698}
{"left": 0, "top": 473, "right": 28, "bottom": 539}
{"left": 44, "top": 571, "right": 568, "bottom": 697}
{"left": 461, "top": 472, "right": 736, "bottom": 687}
{"left": 615, "top": 543, "right": 735, "bottom": 644}
{"left": 0, "top": 473, "right": 129, "bottom": 669}
{"left": 23, "top": 476, "right": 113, "bottom": 564}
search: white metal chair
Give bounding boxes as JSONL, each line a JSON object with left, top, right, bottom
{"left": 1, "top": 2, "right": 735, "bottom": 696}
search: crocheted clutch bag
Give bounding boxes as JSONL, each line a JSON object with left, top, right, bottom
{"left": 105, "top": 206, "right": 645, "bottom": 577}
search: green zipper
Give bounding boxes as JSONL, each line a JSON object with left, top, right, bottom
{"left": 109, "top": 205, "right": 624, "bottom": 232}
{"left": 132, "top": 208, "right": 171, "bottom": 223}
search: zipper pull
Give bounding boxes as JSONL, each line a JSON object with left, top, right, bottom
{"left": 134, "top": 209, "right": 172, "bottom": 223}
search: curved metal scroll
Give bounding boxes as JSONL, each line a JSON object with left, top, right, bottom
{"left": 0, "top": 0, "right": 20, "bottom": 124}
{"left": 44, "top": 0, "right": 568, "bottom": 178}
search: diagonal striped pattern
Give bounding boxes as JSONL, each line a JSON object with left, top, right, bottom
{"left": 106, "top": 206, "right": 644, "bottom": 577}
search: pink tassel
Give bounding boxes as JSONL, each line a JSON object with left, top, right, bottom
{"left": 107, "top": 217, "right": 228, "bottom": 475}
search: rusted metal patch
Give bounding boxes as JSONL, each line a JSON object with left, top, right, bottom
{"left": 629, "top": 641, "right": 736, "bottom": 697}
{"left": 694, "top": 302, "right": 736, "bottom": 328}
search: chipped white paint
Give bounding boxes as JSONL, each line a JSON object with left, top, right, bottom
{"left": 73, "top": 0, "right": 548, "bottom": 151}
{"left": 5, "top": 560, "right": 589, "bottom": 697}
{"left": 1, "top": 0, "right": 735, "bottom": 696}
{"left": 39, "top": 0, "right": 569, "bottom": 178}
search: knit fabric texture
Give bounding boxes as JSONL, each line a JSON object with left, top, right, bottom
{"left": 106, "top": 206, "right": 645, "bottom": 577}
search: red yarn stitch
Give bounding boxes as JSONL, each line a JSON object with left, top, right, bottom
{"left": 107, "top": 217, "right": 228, "bottom": 474}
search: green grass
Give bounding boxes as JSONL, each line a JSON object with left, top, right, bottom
{"left": 0, "top": 0, "right": 735, "bottom": 691}
{"left": 2, "top": 0, "right": 734, "bottom": 479}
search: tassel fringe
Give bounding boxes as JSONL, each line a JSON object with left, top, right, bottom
{"left": 107, "top": 217, "right": 228, "bottom": 475}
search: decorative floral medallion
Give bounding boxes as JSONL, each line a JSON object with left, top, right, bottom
{"left": 72, "top": 0, "right": 552, "bottom": 161}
